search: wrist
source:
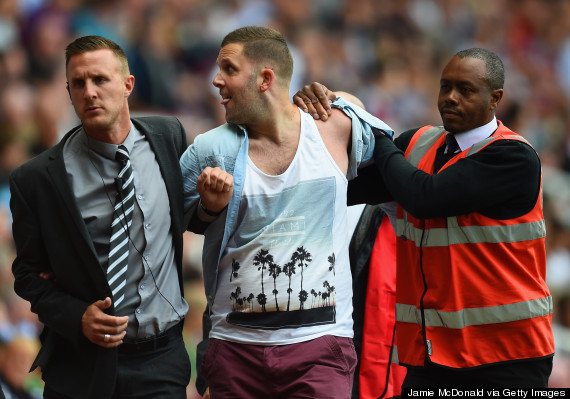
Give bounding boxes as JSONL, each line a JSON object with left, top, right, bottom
{"left": 199, "top": 200, "right": 224, "bottom": 217}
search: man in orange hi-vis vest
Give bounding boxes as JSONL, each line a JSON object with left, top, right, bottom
{"left": 295, "top": 48, "right": 554, "bottom": 389}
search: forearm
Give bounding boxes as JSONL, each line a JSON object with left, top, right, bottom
{"left": 12, "top": 253, "right": 89, "bottom": 345}
{"left": 373, "top": 135, "right": 540, "bottom": 219}
{"left": 181, "top": 146, "right": 232, "bottom": 234}
{"left": 10, "top": 177, "right": 88, "bottom": 344}
{"left": 195, "top": 304, "right": 212, "bottom": 396}
{"left": 187, "top": 205, "right": 220, "bottom": 234}
{"left": 12, "top": 241, "right": 89, "bottom": 345}
{"left": 180, "top": 144, "right": 203, "bottom": 231}
{"left": 347, "top": 164, "right": 393, "bottom": 205}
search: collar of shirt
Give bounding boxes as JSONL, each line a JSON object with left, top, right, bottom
{"left": 81, "top": 122, "right": 136, "bottom": 160}
{"left": 449, "top": 116, "right": 498, "bottom": 152}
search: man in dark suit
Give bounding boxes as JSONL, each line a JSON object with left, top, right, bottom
{"left": 10, "top": 36, "right": 191, "bottom": 398}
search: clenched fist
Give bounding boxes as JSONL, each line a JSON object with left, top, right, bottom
{"left": 197, "top": 166, "right": 234, "bottom": 214}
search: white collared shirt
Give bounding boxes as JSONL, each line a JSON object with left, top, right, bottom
{"left": 449, "top": 116, "right": 498, "bottom": 152}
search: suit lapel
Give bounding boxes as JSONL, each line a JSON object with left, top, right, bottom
{"left": 45, "top": 133, "right": 114, "bottom": 294}
{"left": 46, "top": 137, "right": 99, "bottom": 259}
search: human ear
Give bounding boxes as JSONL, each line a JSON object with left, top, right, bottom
{"left": 124, "top": 75, "right": 135, "bottom": 98}
{"left": 259, "top": 68, "right": 275, "bottom": 93}
{"left": 490, "top": 88, "right": 504, "bottom": 110}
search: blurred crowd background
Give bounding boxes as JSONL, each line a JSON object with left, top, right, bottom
{"left": 0, "top": 0, "right": 570, "bottom": 397}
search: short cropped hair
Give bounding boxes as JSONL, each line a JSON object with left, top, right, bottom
{"left": 221, "top": 26, "right": 293, "bottom": 85}
{"left": 65, "top": 35, "right": 130, "bottom": 76}
{"left": 455, "top": 48, "right": 504, "bottom": 91}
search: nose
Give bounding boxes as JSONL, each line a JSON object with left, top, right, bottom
{"left": 83, "top": 80, "right": 97, "bottom": 99}
{"left": 443, "top": 88, "right": 459, "bottom": 105}
{"left": 212, "top": 71, "right": 223, "bottom": 88}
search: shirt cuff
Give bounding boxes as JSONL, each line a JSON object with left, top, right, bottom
{"left": 197, "top": 200, "right": 222, "bottom": 222}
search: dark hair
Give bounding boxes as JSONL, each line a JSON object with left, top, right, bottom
{"left": 221, "top": 26, "right": 293, "bottom": 85}
{"left": 65, "top": 35, "right": 130, "bottom": 76}
{"left": 455, "top": 48, "right": 504, "bottom": 91}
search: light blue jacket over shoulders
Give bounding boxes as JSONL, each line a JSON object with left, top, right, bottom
{"left": 180, "top": 97, "right": 393, "bottom": 307}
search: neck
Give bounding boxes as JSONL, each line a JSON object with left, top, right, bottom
{"left": 246, "top": 99, "right": 299, "bottom": 144}
{"left": 86, "top": 129, "right": 129, "bottom": 144}
{"left": 84, "top": 109, "right": 131, "bottom": 144}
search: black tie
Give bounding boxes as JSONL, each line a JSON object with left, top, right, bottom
{"left": 107, "top": 145, "right": 134, "bottom": 307}
{"left": 445, "top": 134, "right": 460, "bottom": 154}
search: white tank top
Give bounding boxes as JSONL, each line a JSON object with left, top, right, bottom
{"left": 210, "top": 108, "right": 353, "bottom": 345}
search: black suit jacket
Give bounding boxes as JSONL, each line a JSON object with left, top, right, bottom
{"left": 9, "top": 116, "right": 187, "bottom": 399}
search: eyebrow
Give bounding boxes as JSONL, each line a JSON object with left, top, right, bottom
{"left": 217, "top": 56, "right": 235, "bottom": 67}
{"left": 440, "top": 78, "right": 475, "bottom": 86}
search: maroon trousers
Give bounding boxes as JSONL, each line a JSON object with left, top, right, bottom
{"left": 202, "top": 335, "right": 357, "bottom": 398}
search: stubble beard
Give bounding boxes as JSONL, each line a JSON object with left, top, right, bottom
{"left": 226, "top": 73, "right": 263, "bottom": 125}
{"left": 81, "top": 106, "right": 124, "bottom": 137}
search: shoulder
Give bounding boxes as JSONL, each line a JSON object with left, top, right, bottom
{"left": 314, "top": 108, "right": 352, "bottom": 140}
{"left": 132, "top": 115, "right": 183, "bottom": 133}
{"left": 478, "top": 123, "right": 539, "bottom": 159}
{"left": 10, "top": 144, "right": 60, "bottom": 186}
{"left": 193, "top": 123, "right": 244, "bottom": 149}
{"left": 477, "top": 137, "right": 540, "bottom": 164}
{"left": 11, "top": 124, "right": 82, "bottom": 179}
{"left": 394, "top": 127, "right": 424, "bottom": 151}
{"left": 314, "top": 109, "right": 352, "bottom": 172}
{"left": 131, "top": 116, "right": 189, "bottom": 156}
{"left": 181, "top": 123, "right": 244, "bottom": 164}
{"left": 180, "top": 123, "right": 244, "bottom": 176}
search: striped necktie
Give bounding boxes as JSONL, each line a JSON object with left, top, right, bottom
{"left": 107, "top": 145, "right": 135, "bottom": 307}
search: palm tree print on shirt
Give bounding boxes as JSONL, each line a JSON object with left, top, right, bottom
{"left": 226, "top": 245, "right": 336, "bottom": 329}
{"left": 253, "top": 249, "right": 273, "bottom": 312}
{"left": 283, "top": 259, "right": 296, "bottom": 311}
{"left": 268, "top": 260, "right": 282, "bottom": 312}
{"left": 230, "top": 258, "right": 240, "bottom": 282}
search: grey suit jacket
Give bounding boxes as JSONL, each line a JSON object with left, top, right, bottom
{"left": 9, "top": 116, "right": 187, "bottom": 399}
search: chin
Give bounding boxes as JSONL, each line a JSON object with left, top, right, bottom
{"left": 225, "top": 115, "right": 241, "bottom": 125}
{"left": 83, "top": 118, "right": 112, "bottom": 134}
{"left": 442, "top": 121, "right": 459, "bottom": 134}
{"left": 82, "top": 119, "right": 103, "bottom": 130}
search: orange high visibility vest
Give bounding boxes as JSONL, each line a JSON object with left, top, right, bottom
{"left": 395, "top": 121, "right": 554, "bottom": 368}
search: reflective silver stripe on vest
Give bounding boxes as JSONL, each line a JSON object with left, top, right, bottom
{"left": 396, "top": 296, "right": 552, "bottom": 329}
{"left": 408, "top": 125, "right": 531, "bottom": 163}
{"left": 408, "top": 127, "right": 532, "bottom": 164}
{"left": 396, "top": 216, "right": 546, "bottom": 247}
{"left": 391, "top": 345, "right": 400, "bottom": 364}
{"left": 406, "top": 126, "right": 445, "bottom": 167}
{"left": 466, "top": 134, "right": 531, "bottom": 157}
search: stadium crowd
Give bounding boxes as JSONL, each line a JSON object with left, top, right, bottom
{"left": 0, "top": 0, "right": 569, "bottom": 396}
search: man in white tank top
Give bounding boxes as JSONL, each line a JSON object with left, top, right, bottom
{"left": 180, "top": 25, "right": 393, "bottom": 399}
